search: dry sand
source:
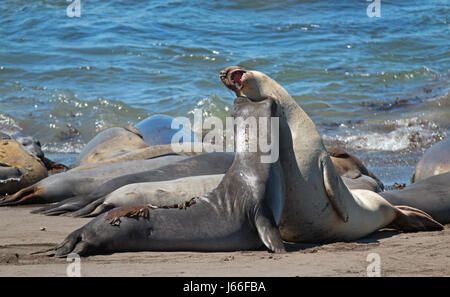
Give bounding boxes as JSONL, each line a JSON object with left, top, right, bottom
{"left": 1, "top": 205, "right": 450, "bottom": 277}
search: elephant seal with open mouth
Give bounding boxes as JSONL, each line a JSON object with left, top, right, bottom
{"left": 220, "top": 65, "right": 443, "bottom": 243}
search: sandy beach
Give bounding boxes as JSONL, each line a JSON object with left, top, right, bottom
{"left": 1, "top": 205, "right": 449, "bottom": 277}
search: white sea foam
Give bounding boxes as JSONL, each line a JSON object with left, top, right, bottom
{"left": 323, "top": 117, "right": 447, "bottom": 152}
{"left": 41, "top": 142, "right": 84, "bottom": 154}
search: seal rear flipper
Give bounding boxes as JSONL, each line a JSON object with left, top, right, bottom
{"left": 254, "top": 204, "right": 286, "bottom": 253}
{"left": 82, "top": 202, "right": 115, "bottom": 217}
{"left": 55, "top": 228, "right": 90, "bottom": 257}
{"left": 40, "top": 195, "right": 90, "bottom": 216}
{"left": 387, "top": 205, "right": 444, "bottom": 232}
{"left": 322, "top": 156, "right": 349, "bottom": 222}
{"left": 0, "top": 185, "right": 45, "bottom": 206}
{"left": 69, "top": 197, "right": 106, "bottom": 217}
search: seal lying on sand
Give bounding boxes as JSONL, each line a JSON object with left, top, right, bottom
{"left": 0, "top": 130, "right": 67, "bottom": 173}
{"left": 72, "top": 143, "right": 203, "bottom": 171}
{"left": 0, "top": 155, "right": 187, "bottom": 206}
{"left": 74, "top": 127, "right": 148, "bottom": 168}
{"left": 0, "top": 130, "right": 43, "bottom": 160}
{"left": 43, "top": 146, "right": 381, "bottom": 217}
{"left": 0, "top": 139, "right": 48, "bottom": 196}
{"left": 411, "top": 138, "right": 450, "bottom": 183}
{"left": 381, "top": 172, "right": 450, "bottom": 224}
{"left": 77, "top": 173, "right": 377, "bottom": 218}
{"left": 33, "top": 152, "right": 235, "bottom": 216}
{"left": 52, "top": 97, "right": 285, "bottom": 256}
{"left": 220, "top": 65, "right": 443, "bottom": 242}
{"left": 74, "top": 115, "right": 200, "bottom": 168}
{"left": 82, "top": 174, "right": 225, "bottom": 217}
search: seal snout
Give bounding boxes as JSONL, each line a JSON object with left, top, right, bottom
{"left": 220, "top": 66, "right": 247, "bottom": 91}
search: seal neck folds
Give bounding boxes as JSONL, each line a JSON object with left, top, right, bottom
{"left": 231, "top": 97, "right": 278, "bottom": 177}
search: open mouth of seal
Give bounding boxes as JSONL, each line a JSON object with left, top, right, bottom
{"left": 219, "top": 66, "right": 247, "bottom": 91}
{"left": 231, "top": 71, "right": 244, "bottom": 89}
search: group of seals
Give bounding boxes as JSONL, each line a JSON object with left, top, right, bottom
{"left": 73, "top": 156, "right": 380, "bottom": 219}
{"left": 4, "top": 66, "right": 448, "bottom": 257}
{"left": 70, "top": 147, "right": 382, "bottom": 218}
{"left": 53, "top": 97, "right": 285, "bottom": 256}
{"left": 75, "top": 114, "right": 200, "bottom": 169}
{"left": 31, "top": 152, "right": 235, "bottom": 216}
{"left": 220, "top": 66, "right": 443, "bottom": 242}
{"left": 0, "top": 155, "right": 187, "bottom": 207}
{"left": 0, "top": 113, "right": 204, "bottom": 206}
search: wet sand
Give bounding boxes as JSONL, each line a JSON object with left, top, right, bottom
{"left": 1, "top": 206, "right": 449, "bottom": 277}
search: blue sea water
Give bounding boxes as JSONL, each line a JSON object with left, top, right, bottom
{"left": 0, "top": 0, "right": 449, "bottom": 184}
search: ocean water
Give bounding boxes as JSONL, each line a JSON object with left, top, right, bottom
{"left": 0, "top": 0, "right": 449, "bottom": 185}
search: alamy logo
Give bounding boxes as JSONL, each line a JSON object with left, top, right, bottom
{"left": 366, "top": 0, "right": 381, "bottom": 18}
{"left": 66, "top": 253, "right": 81, "bottom": 277}
{"left": 170, "top": 110, "right": 279, "bottom": 164}
{"left": 66, "top": 0, "right": 81, "bottom": 18}
{"left": 366, "top": 253, "right": 381, "bottom": 277}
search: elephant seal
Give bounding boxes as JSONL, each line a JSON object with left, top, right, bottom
{"left": 0, "top": 130, "right": 44, "bottom": 159}
{"left": 83, "top": 174, "right": 225, "bottom": 217}
{"left": 0, "top": 139, "right": 48, "bottom": 196}
{"left": 74, "top": 115, "right": 200, "bottom": 168}
{"left": 0, "top": 132, "right": 66, "bottom": 173}
{"left": 0, "top": 155, "right": 187, "bottom": 207}
{"left": 72, "top": 143, "right": 204, "bottom": 171}
{"left": 341, "top": 174, "right": 383, "bottom": 193}
{"left": 53, "top": 97, "right": 285, "bottom": 257}
{"left": 32, "top": 152, "right": 235, "bottom": 216}
{"left": 327, "top": 147, "right": 384, "bottom": 191}
{"left": 411, "top": 138, "right": 450, "bottom": 183}
{"left": 74, "top": 127, "right": 149, "bottom": 168}
{"left": 381, "top": 172, "right": 450, "bottom": 224}
{"left": 220, "top": 66, "right": 443, "bottom": 242}
{"left": 74, "top": 173, "right": 380, "bottom": 218}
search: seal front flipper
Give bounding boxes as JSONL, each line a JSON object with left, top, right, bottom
{"left": 387, "top": 205, "right": 444, "bottom": 232}
{"left": 321, "top": 155, "right": 349, "bottom": 222}
{"left": 254, "top": 203, "right": 286, "bottom": 253}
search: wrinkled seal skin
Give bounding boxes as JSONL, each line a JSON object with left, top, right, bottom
{"left": 381, "top": 172, "right": 450, "bottom": 224}
{"left": 53, "top": 98, "right": 285, "bottom": 257}
{"left": 220, "top": 66, "right": 443, "bottom": 243}
{"left": 35, "top": 152, "right": 236, "bottom": 216}
{"left": 411, "top": 138, "right": 450, "bottom": 183}
{"left": 0, "top": 155, "right": 187, "bottom": 207}
{"left": 0, "top": 139, "right": 48, "bottom": 196}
